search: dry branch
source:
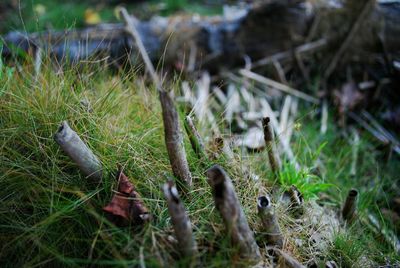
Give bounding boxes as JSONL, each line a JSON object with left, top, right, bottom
{"left": 206, "top": 165, "right": 261, "bottom": 262}
{"left": 262, "top": 117, "right": 281, "bottom": 174}
{"left": 162, "top": 180, "right": 198, "bottom": 260}
{"left": 54, "top": 121, "right": 102, "bottom": 184}
{"left": 257, "top": 195, "right": 284, "bottom": 248}
{"left": 342, "top": 189, "right": 358, "bottom": 223}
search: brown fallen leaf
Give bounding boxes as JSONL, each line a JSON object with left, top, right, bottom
{"left": 103, "top": 170, "right": 151, "bottom": 226}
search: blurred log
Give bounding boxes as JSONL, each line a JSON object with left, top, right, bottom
{"left": 257, "top": 195, "right": 284, "bottom": 248}
{"left": 54, "top": 121, "right": 102, "bottom": 184}
{"left": 206, "top": 164, "right": 261, "bottom": 262}
{"left": 2, "top": 1, "right": 399, "bottom": 73}
{"left": 162, "top": 180, "right": 198, "bottom": 260}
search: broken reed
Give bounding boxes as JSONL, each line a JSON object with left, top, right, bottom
{"left": 54, "top": 121, "right": 102, "bottom": 184}
{"left": 206, "top": 165, "right": 261, "bottom": 262}
{"left": 257, "top": 195, "right": 284, "bottom": 248}
{"left": 162, "top": 180, "right": 198, "bottom": 260}
{"left": 262, "top": 117, "right": 281, "bottom": 174}
{"left": 342, "top": 189, "right": 358, "bottom": 223}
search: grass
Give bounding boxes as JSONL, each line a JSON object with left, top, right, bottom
{"left": 0, "top": 56, "right": 398, "bottom": 267}
{"left": 1, "top": 1, "right": 400, "bottom": 265}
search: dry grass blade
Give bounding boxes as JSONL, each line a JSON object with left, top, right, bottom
{"left": 240, "top": 69, "right": 320, "bottom": 104}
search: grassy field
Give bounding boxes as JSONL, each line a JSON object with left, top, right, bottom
{"left": 1, "top": 1, "right": 399, "bottom": 267}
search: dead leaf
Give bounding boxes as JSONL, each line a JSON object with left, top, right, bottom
{"left": 103, "top": 171, "right": 151, "bottom": 226}
{"left": 333, "top": 81, "right": 364, "bottom": 116}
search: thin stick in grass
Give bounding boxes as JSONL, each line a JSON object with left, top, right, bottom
{"left": 120, "top": 8, "right": 192, "bottom": 187}
{"left": 206, "top": 165, "right": 261, "bottom": 262}
{"left": 184, "top": 115, "right": 208, "bottom": 161}
{"left": 262, "top": 117, "right": 281, "bottom": 174}
{"left": 257, "top": 195, "right": 284, "bottom": 248}
{"left": 54, "top": 121, "right": 102, "bottom": 184}
{"left": 342, "top": 189, "right": 358, "bottom": 223}
{"left": 162, "top": 180, "right": 198, "bottom": 260}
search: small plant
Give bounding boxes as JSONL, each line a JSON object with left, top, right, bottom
{"left": 278, "top": 163, "right": 332, "bottom": 200}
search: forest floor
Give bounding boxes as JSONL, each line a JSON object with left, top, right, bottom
{"left": 0, "top": 1, "right": 399, "bottom": 267}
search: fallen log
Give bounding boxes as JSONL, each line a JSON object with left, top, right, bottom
{"left": 2, "top": 1, "right": 399, "bottom": 74}
{"left": 206, "top": 164, "right": 261, "bottom": 262}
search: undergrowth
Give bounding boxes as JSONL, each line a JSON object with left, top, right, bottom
{"left": 0, "top": 60, "right": 399, "bottom": 267}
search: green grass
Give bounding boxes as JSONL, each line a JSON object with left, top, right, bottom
{"left": 0, "top": 59, "right": 398, "bottom": 267}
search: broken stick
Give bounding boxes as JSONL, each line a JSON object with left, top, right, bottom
{"left": 120, "top": 7, "right": 192, "bottom": 187}
{"left": 257, "top": 195, "right": 284, "bottom": 248}
{"left": 162, "top": 180, "right": 198, "bottom": 260}
{"left": 342, "top": 189, "right": 358, "bottom": 223}
{"left": 206, "top": 165, "right": 261, "bottom": 262}
{"left": 262, "top": 117, "right": 282, "bottom": 174}
{"left": 54, "top": 121, "right": 102, "bottom": 184}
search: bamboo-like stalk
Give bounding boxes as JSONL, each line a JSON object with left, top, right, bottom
{"left": 342, "top": 189, "right": 358, "bottom": 223}
{"left": 162, "top": 180, "right": 198, "bottom": 260}
{"left": 54, "top": 121, "right": 102, "bottom": 183}
{"left": 206, "top": 165, "right": 261, "bottom": 262}
{"left": 120, "top": 8, "right": 192, "bottom": 187}
{"left": 160, "top": 91, "right": 193, "bottom": 187}
{"left": 257, "top": 195, "right": 284, "bottom": 248}
{"left": 262, "top": 117, "right": 282, "bottom": 174}
{"left": 184, "top": 115, "right": 208, "bottom": 161}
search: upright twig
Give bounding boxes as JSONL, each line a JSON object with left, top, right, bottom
{"left": 206, "top": 165, "right": 261, "bottom": 262}
{"left": 184, "top": 115, "right": 208, "bottom": 161}
{"left": 120, "top": 8, "right": 192, "bottom": 187}
{"left": 257, "top": 195, "right": 284, "bottom": 248}
{"left": 162, "top": 180, "right": 198, "bottom": 260}
{"left": 342, "top": 189, "right": 358, "bottom": 223}
{"left": 54, "top": 121, "right": 102, "bottom": 184}
{"left": 160, "top": 91, "right": 193, "bottom": 187}
{"left": 262, "top": 117, "right": 282, "bottom": 174}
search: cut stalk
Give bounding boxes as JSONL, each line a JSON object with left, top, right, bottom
{"left": 262, "top": 117, "right": 282, "bottom": 174}
{"left": 160, "top": 91, "right": 193, "bottom": 187}
{"left": 162, "top": 180, "right": 198, "bottom": 260}
{"left": 342, "top": 189, "right": 358, "bottom": 223}
{"left": 206, "top": 165, "right": 261, "bottom": 262}
{"left": 120, "top": 8, "right": 192, "bottom": 187}
{"left": 257, "top": 195, "right": 284, "bottom": 248}
{"left": 54, "top": 121, "right": 102, "bottom": 184}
